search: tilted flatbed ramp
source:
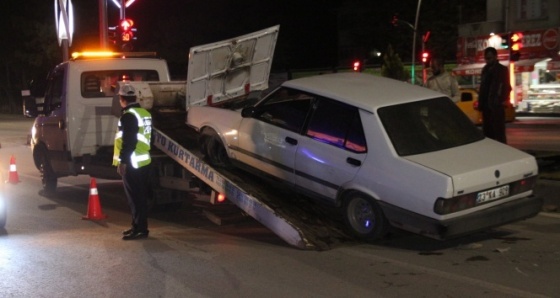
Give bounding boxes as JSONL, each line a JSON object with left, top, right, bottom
{"left": 152, "top": 126, "right": 351, "bottom": 250}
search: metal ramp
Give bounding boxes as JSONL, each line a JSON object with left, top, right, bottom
{"left": 152, "top": 127, "right": 351, "bottom": 250}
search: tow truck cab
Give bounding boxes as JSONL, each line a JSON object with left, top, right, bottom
{"left": 23, "top": 52, "right": 171, "bottom": 191}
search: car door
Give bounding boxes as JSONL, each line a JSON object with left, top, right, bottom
{"left": 236, "top": 87, "right": 314, "bottom": 185}
{"left": 294, "top": 97, "right": 367, "bottom": 200}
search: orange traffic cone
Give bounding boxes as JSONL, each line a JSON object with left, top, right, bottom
{"left": 6, "top": 155, "right": 20, "bottom": 184}
{"left": 82, "top": 178, "right": 108, "bottom": 220}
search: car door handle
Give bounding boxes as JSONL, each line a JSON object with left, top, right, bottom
{"left": 285, "top": 137, "right": 298, "bottom": 145}
{"left": 346, "top": 157, "right": 361, "bottom": 166}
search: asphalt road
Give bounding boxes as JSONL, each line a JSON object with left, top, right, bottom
{"left": 1, "top": 114, "right": 559, "bottom": 297}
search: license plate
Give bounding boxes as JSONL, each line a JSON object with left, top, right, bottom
{"left": 476, "top": 185, "right": 509, "bottom": 204}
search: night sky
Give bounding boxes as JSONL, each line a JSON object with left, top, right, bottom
{"left": 72, "top": 0, "right": 341, "bottom": 75}
{"left": 2, "top": 0, "right": 485, "bottom": 78}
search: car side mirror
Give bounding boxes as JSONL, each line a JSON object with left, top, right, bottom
{"left": 22, "top": 92, "right": 40, "bottom": 118}
{"left": 241, "top": 106, "right": 256, "bottom": 118}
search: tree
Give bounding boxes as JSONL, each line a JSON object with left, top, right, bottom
{"left": 381, "top": 45, "right": 408, "bottom": 81}
{"left": 0, "top": 1, "right": 59, "bottom": 113}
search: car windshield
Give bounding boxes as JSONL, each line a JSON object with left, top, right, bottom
{"left": 378, "top": 97, "right": 484, "bottom": 156}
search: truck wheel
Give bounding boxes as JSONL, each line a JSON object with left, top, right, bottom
{"left": 202, "top": 130, "right": 232, "bottom": 169}
{"left": 343, "top": 192, "right": 389, "bottom": 241}
{"left": 34, "top": 145, "right": 57, "bottom": 193}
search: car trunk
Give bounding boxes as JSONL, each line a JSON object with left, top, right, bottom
{"left": 403, "top": 138, "right": 538, "bottom": 196}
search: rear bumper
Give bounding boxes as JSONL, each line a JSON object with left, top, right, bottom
{"left": 380, "top": 195, "right": 543, "bottom": 240}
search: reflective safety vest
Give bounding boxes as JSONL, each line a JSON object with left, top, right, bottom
{"left": 113, "top": 107, "right": 152, "bottom": 168}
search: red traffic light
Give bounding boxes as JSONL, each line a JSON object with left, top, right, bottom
{"left": 352, "top": 61, "right": 362, "bottom": 71}
{"left": 510, "top": 32, "right": 523, "bottom": 61}
{"left": 421, "top": 51, "right": 430, "bottom": 63}
{"left": 510, "top": 32, "right": 523, "bottom": 51}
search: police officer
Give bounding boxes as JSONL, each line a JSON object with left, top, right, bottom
{"left": 113, "top": 83, "right": 153, "bottom": 240}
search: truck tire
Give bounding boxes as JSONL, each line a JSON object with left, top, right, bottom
{"left": 343, "top": 192, "right": 389, "bottom": 241}
{"left": 34, "top": 145, "right": 58, "bottom": 193}
{"left": 201, "top": 129, "right": 232, "bottom": 169}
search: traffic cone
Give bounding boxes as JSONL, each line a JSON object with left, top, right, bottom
{"left": 6, "top": 155, "right": 20, "bottom": 184}
{"left": 82, "top": 178, "right": 108, "bottom": 220}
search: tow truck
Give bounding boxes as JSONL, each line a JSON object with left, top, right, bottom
{"left": 22, "top": 26, "right": 348, "bottom": 250}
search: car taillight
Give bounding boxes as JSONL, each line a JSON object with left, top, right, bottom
{"left": 434, "top": 193, "right": 477, "bottom": 215}
{"left": 473, "top": 100, "right": 479, "bottom": 110}
{"left": 434, "top": 176, "right": 537, "bottom": 215}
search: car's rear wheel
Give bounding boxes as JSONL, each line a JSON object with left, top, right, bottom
{"left": 34, "top": 145, "right": 57, "bottom": 193}
{"left": 343, "top": 192, "right": 389, "bottom": 241}
{"left": 201, "top": 129, "right": 232, "bottom": 169}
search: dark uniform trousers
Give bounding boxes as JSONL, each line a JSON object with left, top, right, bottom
{"left": 482, "top": 106, "right": 507, "bottom": 144}
{"left": 123, "top": 164, "right": 151, "bottom": 232}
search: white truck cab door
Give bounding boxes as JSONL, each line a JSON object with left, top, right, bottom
{"left": 39, "top": 66, "right": 68, "bottom": 170}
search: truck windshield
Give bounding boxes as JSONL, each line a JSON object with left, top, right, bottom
{"left": 81, "top": 70, "right": 159, "bottom": 98}
{"left": 378, "top": 97, "right": 484, "bottom": 156}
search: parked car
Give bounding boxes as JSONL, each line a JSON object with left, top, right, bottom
{"left": 187, "top": 73, "right": 542, "bottom": 241}
{"left": 457, "top": 88, "right": 516, "bottom": 125}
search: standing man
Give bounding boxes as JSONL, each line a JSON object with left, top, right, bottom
{"left": 426, "top": 57, "right": 461, "bottom": 102}
{"left": 113, "top": 83, "right": 153, "bottom": 240}
{"left": 478, "top": 47, "right": 511, "bottom": 143}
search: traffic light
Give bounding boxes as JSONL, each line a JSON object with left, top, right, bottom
{"left": 421, "top": 51, "right": 430, "bottom": 67}
{"left": 352, "top": 60, "right": 362, "bottom": 72}
{"left": 108, "top": 26, "right": 118, "bottom": 46}
{"left": 119, "top": 18, "right": 136, "bottom": 51}
{"left": 391, "top": 15, "right": 398, "bottom": 26}
{"left": 501, "top": 33, "right": 510, "bottom": 49}
{"left": 509, "top": 32, "right": 523, "bottom": 61}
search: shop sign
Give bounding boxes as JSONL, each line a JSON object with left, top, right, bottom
{"left": 543, "top": 28, "right": 559, "bottom": 50}
{"left": 457, "top": 28, "right": 559, "bottom": 63}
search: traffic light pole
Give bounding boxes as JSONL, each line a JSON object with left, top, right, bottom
{"left": 411, "top": 0, "right": 422, "bottom": 85}
{"left": 98, "top": 0, "right": 108, "bottom": 49}
{"left": 120, "top": 0, "right": 126, "bottom": 18}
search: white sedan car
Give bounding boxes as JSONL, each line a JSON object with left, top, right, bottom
{"left": 187, "top": 73, "right": 542, "bottom": 241}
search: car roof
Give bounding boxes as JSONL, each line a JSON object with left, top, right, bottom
{"left": 281, "top": 72, "right": 443, "bottom": 113}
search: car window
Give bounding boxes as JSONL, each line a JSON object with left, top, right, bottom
{"left": 44, "top": 67, "right": 65, "bottom": 112}
{"left": 80, "top": 70, "right": 159, "bottom": 98}
{"left": 253, "top": 87, "right": 314, "bottom": 133}
{"left": 306, "top": 98, "right": 367, "bottom": 153}
{"left": 378, "top": 97, "right": 484, "bottom": 156}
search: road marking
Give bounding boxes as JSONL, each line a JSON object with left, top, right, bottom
{"left": 346, "top": 249, "right": 550, "bottom": 298}
{"left": 539, "top": 212, "right": 560, "bottom": 219}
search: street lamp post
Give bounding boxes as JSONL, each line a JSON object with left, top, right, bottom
{"left": 393, "top": 0, "right": 422, "bottom": 85}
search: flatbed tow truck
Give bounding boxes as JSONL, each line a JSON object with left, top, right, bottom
{"left": 24, "top": 26, "right": 351, "bottom": 250}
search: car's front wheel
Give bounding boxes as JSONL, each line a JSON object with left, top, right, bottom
{"left": 34, "top": 145, "right": 57, "bottom": 193}
{"left": 343, "top": 192, "right": 389, "bottom": 241}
